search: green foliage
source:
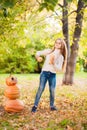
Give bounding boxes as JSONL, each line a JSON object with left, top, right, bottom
{"left": 83, "top": 50, "right": 87, "bottom": 57}
{"left": 39, "top": 0, "right": 58, "bottom": 11}
{"left": 0, "top": 0, "right": 20, "bottom": 8}
{"left": 0, "top": 0, "right": 87, "bottom": 74}
{"left": 83, "top": 0, "right": 87, "bottom": 3}
{"left": 83, "top": 50, "right": 87, "bottom": 72}
{"left": 0, "top": 43, "right": 38, "bottom": 73}
{"left": 59, "top": 119, "right": 69, "bottom": 127}
{"left": 66, "top": 0, "right": 72, "bottom": 2}
{"left": 39, "top": 3, "right": 48, "bottom": 11}
{"left": 0, "top": 120, "right": 14, "bottom": 129}
{"left": 75, "top": 63, "right": 81, "bottom": 72}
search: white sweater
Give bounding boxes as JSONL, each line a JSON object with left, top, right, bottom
{"left": 36, "top": 49, "right": 64, "bottom": 73}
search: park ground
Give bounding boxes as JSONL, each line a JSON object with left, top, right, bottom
{"left": 0, "top": 72, "right": 87, "bottom": 130}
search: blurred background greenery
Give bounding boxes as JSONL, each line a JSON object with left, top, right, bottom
{"left": 0, "top": 0, "right": 87, "bottom": 74}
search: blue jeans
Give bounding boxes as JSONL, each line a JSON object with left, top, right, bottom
{"left": 34, "top": 71, "right": 56, "bottom": 107}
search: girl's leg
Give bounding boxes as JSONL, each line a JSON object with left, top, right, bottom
{"left": 34, "top": 71, "right": 47, "bottom": 107}
{"left": 48, "top": 73, "right": 56, "bottom": 107}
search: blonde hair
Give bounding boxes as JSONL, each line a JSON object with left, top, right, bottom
{"left": 52, "top": 38, "right": 67, "bottom": 72}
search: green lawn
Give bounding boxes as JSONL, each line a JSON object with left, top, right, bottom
{"left": 0, "top": 72, "right": 87, "bottom": 130}
{"left": 74, "top": 71, "right": 87, "bottom": 78}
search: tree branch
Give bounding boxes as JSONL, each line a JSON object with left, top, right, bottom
{"left": 58, "top": 3, "right": 63, "bottom": 8}
{"left": 36, "top": 0, "right": 41, "bottom": 5}
{"left": 68, "top": 10, "right": 77, "bottom": 17}
{"left": 54, "top": 11, "right": 59, "bottom": 16}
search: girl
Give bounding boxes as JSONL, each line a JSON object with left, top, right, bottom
{"left": 31, "top": 38, "right": 67, "bottom": 112}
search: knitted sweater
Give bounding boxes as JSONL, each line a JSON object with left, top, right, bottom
{"left": 36, "top": 49, "right": 64, "bottom": 73}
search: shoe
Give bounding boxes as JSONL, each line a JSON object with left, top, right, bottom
{"left": 50, "top": 106, "right": 58, "bottom": 111}
{"left": 31, "top": 106, "right": 37, "bottom": 113}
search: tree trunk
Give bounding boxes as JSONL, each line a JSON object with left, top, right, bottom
{"left": 62, "top": 0, "right": 70, "bottom": 56}
{"left": 63, "top": 0, "right": 85, "bottom": 85}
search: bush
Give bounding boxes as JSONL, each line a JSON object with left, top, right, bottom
{"left": 75, "top": 63, "right": 81, "bottom": 72}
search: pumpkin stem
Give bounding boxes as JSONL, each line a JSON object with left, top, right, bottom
{"left": 11, "top": 77, "right": 14, "bottom": 80}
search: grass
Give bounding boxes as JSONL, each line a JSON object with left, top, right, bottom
{"left": 0, "top": 72, "right": 87, "bottom": 130}
{"left": 74, "top": 71, "right": 87, "bottom": 78}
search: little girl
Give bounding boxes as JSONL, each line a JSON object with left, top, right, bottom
{"left": 31, "top": 38, "right": 67, "bottom": 112}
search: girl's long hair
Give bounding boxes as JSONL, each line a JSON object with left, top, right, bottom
{"left": 51, "top": 38, "right": 67, "bottom": 72}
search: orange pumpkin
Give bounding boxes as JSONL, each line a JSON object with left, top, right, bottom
{"left": 4, "top": 85, "right": 20, "bottom": 99}
{"left": 4, "top": 99, "right": 24, "bottom": 112}
{"left": 6, "top": 76, "right": 17, "bottom": 86}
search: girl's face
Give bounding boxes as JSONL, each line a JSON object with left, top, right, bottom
{"left": 54, "top": 40, "right": 62, "bottom": 49}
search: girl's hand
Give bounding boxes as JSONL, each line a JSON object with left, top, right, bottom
{"left": 36, "top": 57, "right": 43, "bottom": 62}
{"left": 49, "top": 54, "right": 55, "bottom": 64}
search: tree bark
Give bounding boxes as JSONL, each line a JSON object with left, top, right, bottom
{"left": 62, "top": 0, "right": 85, "bottom": 85}
{"left": 62, "top": 0, "right": 70, "bottom": 56}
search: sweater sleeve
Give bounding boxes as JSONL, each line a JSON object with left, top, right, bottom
{"left": 36, "top": 49, "right": 51, "bottom": 57}
{"left": 54, "top": 55, "right": 64, "bottom": 71}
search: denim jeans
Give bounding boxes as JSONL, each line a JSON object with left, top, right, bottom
{"left": 34, "top": 71, "right": 56, "bottom": 107}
